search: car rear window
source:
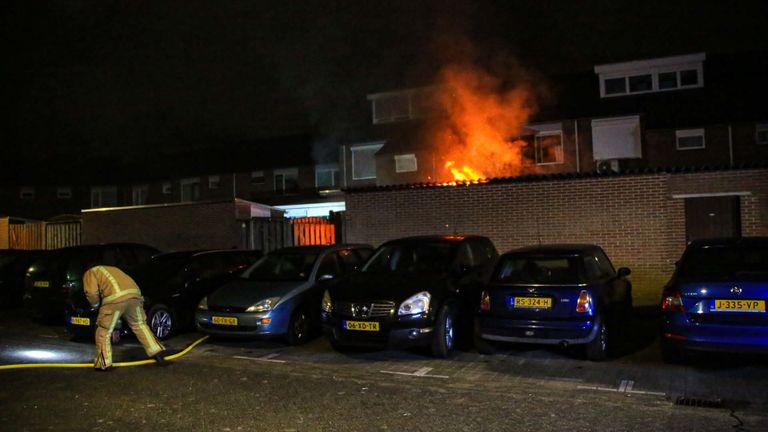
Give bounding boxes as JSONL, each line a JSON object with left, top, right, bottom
{"left": 242, "top": 252, "right": 319, "bottom": 281}
{"left": 362, "top": 242, "right": 455, "bottom": 274}
{"left": 495, "top": 255, "right": 581, "bottom": 284}
{"left": 678, "top": 245, "right": 768, "bottom": 281}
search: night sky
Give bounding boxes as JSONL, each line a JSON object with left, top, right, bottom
{"left": 2, "top": 0, "right": 767, "bottom": 184}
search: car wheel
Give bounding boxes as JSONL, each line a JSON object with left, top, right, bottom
{"left": 286, "top": 306, "right": 312, "bottom": 345}
{"left": 431, "top": 304, "right": 456, "bottom": 358}
{"left": 585, "top": 318, "right": 608, "bottom": 361}
{"left": 148, "top": 304, "right": 175, "bottom": 340}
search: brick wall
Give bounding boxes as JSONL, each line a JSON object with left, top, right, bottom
{"left": 344, "top": 169, "right": 768, "bottom": 306}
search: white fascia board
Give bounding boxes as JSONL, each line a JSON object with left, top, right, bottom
{"left": 594, "top": 53, "right": 706, "bottom": 75}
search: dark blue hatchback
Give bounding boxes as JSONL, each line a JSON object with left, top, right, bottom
{"left": 661, "top": 237, "right": 768, "bottom": 361}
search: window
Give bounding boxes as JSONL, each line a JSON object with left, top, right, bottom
{"left": 57, "top": 187, "right": 72, "bottom": 199}
{"left": 208, "top": 175, "right": 220, "bottom": 189}
{"left": 274, "top": 168, "right": 299, "bottom": 194}
{"left": 394, "top": 154, "right": 418, "bottom": 173}
{"left": 162, "top": 182, "right": 172, "bottom": 195}
{"left": 315, "top": 164, "right": 340, "bottom": 188}
{"left": 19, "top": 187, "right": 35, "bottom": 200}
{"left": 368, "top": 87, "right": 437, "bottom": 124}
{"left": 676, "top": 129, "right": 705, "bottom": 150}
{"left": 591, "top": 116, "right": 642, "bottom": 160}
{"left": 351, "top": 143, "right": 383, "bottom": 180}
{"left": 180, "top": 178, "right": 201, "bottom": 202}
{"left": 131, "top": 185, "right": 148, "bottom": 205}
{"left": 91, "top": 186, "right": 117, "bottom": 208}
{"left": 595, "top": 53, "right": 705, "bottom": 98}
{"left": 250, "top": 171, "right": 265, "bottom": 184}
{"left": 756, "top": 123, "right": 768, "bottom": 145}
{"left": 534, "top": 131, "right": 564, "bottom": 165}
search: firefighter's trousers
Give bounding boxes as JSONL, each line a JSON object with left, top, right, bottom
{"left": 94, "top": 298, "right": 165, "bottom": 369}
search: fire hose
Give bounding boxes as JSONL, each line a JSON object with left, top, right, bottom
{"left": 0, "top": 335, "right": 209, "bottom": 371}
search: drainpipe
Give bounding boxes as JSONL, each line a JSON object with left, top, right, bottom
{"left": 728, "top": 124, "right": 734, "bottom": 167}
{"left": 232, "top": 172, "right": 237, "bottom": 199}
{"left": 342, "top": 145, "right": 347, "bottom": 188}
{"left": 574, "top": 119, "right": 580, "bottom": 173}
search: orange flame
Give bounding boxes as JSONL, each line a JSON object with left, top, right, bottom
{"left": 429, "top": 62, "right": 537, "bottom": 183}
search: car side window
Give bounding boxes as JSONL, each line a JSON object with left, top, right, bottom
{"left": 583, "top": 255, "right": 603, "bottom": 281}
{"left": 316, "top": 253, "right": 340, "bottom": 279}
{"left": 468, "top": 238, "right": 495, "bottom": 267}
{"left": 454, "top": 242, "right": 474, "bottom": 272}
{"left": 356, "top": 248, "right": 373, "bottom": 262}
{"left": 102, "top": 246, "right": 123, "bottom": 267}
{"left": 594, "top": 250, "right": 616, "bottom": 277}
{"left": 337, "top": 249, "right": 362, "bottom": 274}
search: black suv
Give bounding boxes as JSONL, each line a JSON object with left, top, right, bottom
{"left": 322, "top": 235, "right": 498, "bottom": 357}
{"left": 24, "top": 243, "right": 159, "bottom": 325}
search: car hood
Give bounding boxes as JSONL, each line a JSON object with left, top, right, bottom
{"left": 328, "top": 272, "right": 448, "bottom": 304}
{"left": 207, "top": 278, "right": 311, "bottom": 308}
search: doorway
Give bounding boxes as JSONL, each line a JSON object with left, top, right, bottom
{"left": 684, "top": 196, "right": 741, "bottom": 241}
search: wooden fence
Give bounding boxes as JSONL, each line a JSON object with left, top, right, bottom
{"left": 2, "top": 220, "right": 81, "bottom": 250}
{"left": 249, "top": 217, "right": 338, "bottom": 252}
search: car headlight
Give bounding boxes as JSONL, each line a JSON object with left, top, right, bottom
{"left": 398, "top": 291, "right": 431, "bottom": 316}
{"left": 197, "top": 297, "right": 208, "bottom": 310}
{"left": 321, "top": 290, "right": 333, "bottom": 313}
{"left": 246, "top": 297, "right": 280, "bottom": 313}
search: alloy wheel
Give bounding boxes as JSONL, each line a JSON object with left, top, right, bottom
{"left": 150, "top": 309, "right": 173, "bottom": 339}
{"left": 444, "top": 315, "right": 454, "bottom": 350}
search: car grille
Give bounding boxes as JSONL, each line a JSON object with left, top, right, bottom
{"left": 209, "top": 305, "right": 248, "bottom": 313}
{"left": 336, "top": 301, "right": 395, "bottom": 319}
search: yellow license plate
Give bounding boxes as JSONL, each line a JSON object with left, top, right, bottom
{"left": 344, "top": 320, "right": 379, "bottom": 331}
{"left": 211, "top": 316, "right": 238, "bottom": 326}
{"left": 514, "top": 297, "right": 552, "bottom": 309}
{"left": 70, "top": 317, "right": 90, "bottom": 326}
{"left": 713, "top": 299, "right": 766, "bottom": 312}
{"left": 33, "top": 281, "right": 50, "bottom": 288}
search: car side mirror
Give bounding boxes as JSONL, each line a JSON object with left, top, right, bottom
{"left": 617, "top": 267, "right": 631, "bottom": 278}
{"left": 318, "top": 274, "right": 335, "bottom": 282}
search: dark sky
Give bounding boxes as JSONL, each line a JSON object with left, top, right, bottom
{"left": 2, "top": 0, "right": 767, "bottom": 184}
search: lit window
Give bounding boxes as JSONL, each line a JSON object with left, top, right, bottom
{"left": 315, "top": 164, "right": 340, "bottom": 188}
{"left": 755, "top": 123, "right": 768, "bottom": 145}
{"left": 274, "top": 168, "right": 299, "bottom": 194}
{"left": 535, "top": 132, "right": 564, "bottom": 165}
{"left": 162, "top": 182, "right": 172, "bottom": 195}
{"left": 57, "top": 187, "right": 72, "bottom": 199}
{"left": 394, "top": 154, "right": 418, "bottom": 173}
{"left": 251, "top": 171, "right": 265, "bottom": 184}
{"left": 676, "top": 129, "right": 706, "bottom": 150}
{"left": 180, "top": 178, "right": 201, "bottom": 202}
{"left": 20, "top": 187, "right": 35, "bottom": 200}
{"left": 351, "top": 143, "right": 383, "bottom": 180}
{"left": 91, "top": 186, "right": 117, "bottom": 208}
{"left": 208, "top": 175, "right": 220, "bottom": 189}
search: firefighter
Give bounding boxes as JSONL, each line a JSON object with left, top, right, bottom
{"left": 84, "top": 264, "right": 167, "bottom": 371}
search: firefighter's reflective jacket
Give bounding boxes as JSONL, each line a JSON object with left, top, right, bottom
{"left": 84, "top": 265, "right": 143, "bottom": 308}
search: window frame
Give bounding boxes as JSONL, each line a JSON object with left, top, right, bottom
{"left": 394, "top": 154, "right": 418, "bottom": 173}
{"left": 131, "top": 184, "right": 148, "bottom": 205}
{"left": 19, "top": 186, "right": 35, "bottom": 200}
{"left": 274, "top": 168, "right": 299, "bottom": 194}
{"left": 56, "top": 186, "right": 72, "bottom": 200}
{"left": 208, "top": 175, "right": 220, "bottom": 189}
{"left": 534, "top": 131, "right": 564, "bottom": 165}
{"left": 90, "top": 186, "right": 118, "bottom": 208}
{"left": 596, "top": 53, "right": 705, "bottom": 98}
{"left": 676, "top": 128, "right": 706, "bottom": 151}
{"left": 350, "top": 142, "right": 384, "bottom": 180}
{"left": 315, "top": 164, "right": 340, "bottom": 188}
{"left": 250, "top": 170, "right": 265, "bottom": 185}
{"left": 756, "top": 123, "right": 768, "bottom": 146}
{"left": 179, "top": 177, "right": 201, "bottom": 202}
{"left": 162, "top": 182, "right": 172, "bottom": 195}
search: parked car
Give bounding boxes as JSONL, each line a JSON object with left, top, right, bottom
{"left": 0, "top": 250, "right": 41, "bottom": 308}
{"left": 128, "top": 249, "right": 262, "bottom": 339}
{"left": 322, "top": 235, "right": 498, "bottom": 358}
{"left": 23, "top": 243, "right": 159, "bottom": 329}
{"left": 474, "top": 245, "right": 632, "bottom": 361}
{"left": 196, "top": 244, "right": 373, "bottom": 344}
{"left": 660, "top": 237, "right": 768, "bottom": 362}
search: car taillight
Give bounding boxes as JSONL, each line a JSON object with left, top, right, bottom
{"left": 661, "top": 289, "right": 684, "bottom": 312}
{"left": 576, "top": 290, "right": 592, "bottom": 314}
{"left": 480, "top": 290, "right": 490, "bottom": 312}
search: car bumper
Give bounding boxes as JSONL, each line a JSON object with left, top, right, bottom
{"left": 662, "top": 314, "right": 768, "bottom": 353}
{"left": 195, "top": 309, "right": 291, "bottom": 338}
{"left": 323, "top": 313, "right": 435, "bottom": 349}
{"left": 475, "top": 316, "right": 598, "bottom": 345}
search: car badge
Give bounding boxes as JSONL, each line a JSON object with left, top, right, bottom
{"left": 527, "top": 287, "right": 536, "bottom": 293}
{"left": 730, "top": 286, "right": 743, "bottom": 295}
{"left": 353, "top": 304, "right": 372, "bottom": 318}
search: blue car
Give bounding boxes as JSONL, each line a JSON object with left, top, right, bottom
{"left": 474, "top": 245, "right": 632, "bottom": 361}
{"left": 195, "top": 244, "right": 372, "bottom": 344}
{"left": 660, "top": 237, "right": 768, "bottom": 362}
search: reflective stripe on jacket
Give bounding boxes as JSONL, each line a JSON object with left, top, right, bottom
{"left": 83, "top": 265, "right": 143, "bottom": 307}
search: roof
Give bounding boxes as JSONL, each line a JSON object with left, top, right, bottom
{"left": 271, "top": 244, "right": 372, "bottom": 254}
{"left": 381, "top": 235, "right": 483, "bottom": 245}
{"left": 688, "top": 237, "right": 768, "bottom": 248}
{"left": 343, "top": 164, "right": 768, "bottom": 193}
{"left": 502, "top": 244, "right": 603, "bottom": 256}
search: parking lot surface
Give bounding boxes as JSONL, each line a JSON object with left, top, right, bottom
{"left": 1, "top": 309, "right": 767, "bottom": 431}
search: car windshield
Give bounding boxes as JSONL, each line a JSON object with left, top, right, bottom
{"left": 130, "top": 253, "right": 194, "bottom": 281}
{"left": 677, "top": 245, "right": 768, "bottom": 281}
{"left": 242, "top": 251, "right": 319, "bottom": 281}
{"left": 361, "top": 242, "right": 455, "bottom": 274}
{"left": 495, "top": 255, "right": 581, "bottom": 284}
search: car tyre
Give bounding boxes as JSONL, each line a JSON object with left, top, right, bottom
{"left": 431, "top": 304, "right": 456, "bottom": 358}
{"left": 585, "top": 318, "right": 608, "bottom": 361}
{"left": 286, "top": 305, "right": 312, "bottom": 345}
{"left": 148, "top": 304, "right": 175, "bottom": 340}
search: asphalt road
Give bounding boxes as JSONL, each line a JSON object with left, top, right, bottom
{"left": 1, "top": 309, "right": 767, "bottom": 432}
